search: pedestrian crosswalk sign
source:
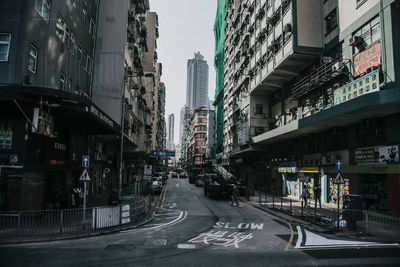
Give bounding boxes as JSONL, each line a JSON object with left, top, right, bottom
{"left": 79, "top": 169, "right": 91, "bottom": 181}
{"left": 334, "top": 172, "right": 344, "bottom": 184}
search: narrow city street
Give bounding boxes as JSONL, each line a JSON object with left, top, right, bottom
{"left": 1, "top": 177, "right": 399, "bottom": 267}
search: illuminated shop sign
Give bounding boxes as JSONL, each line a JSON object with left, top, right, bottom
{"left": 334, "top": 69, "right": 379, "bottom": 106}
{"left": 300, "top": 167, "right": 319, "bottom": 173}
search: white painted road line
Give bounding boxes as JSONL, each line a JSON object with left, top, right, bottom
{"left": 120, "top": 211, "right": 185, "bottom": 233}
{"left": 295, "top": 226, "right": 302, "bottom": 249}
{"left": 295, "top": 226, "right": 399, "bottom": 249}
{"left": 177, "top": 244, "right": 196, "bottom": 249}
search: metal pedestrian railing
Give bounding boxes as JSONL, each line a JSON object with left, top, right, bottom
{"left": 256, "top": 191, "right": 400, "bottom": 241}
{"left": 0, "top": 194, "right": 154, "bottom": 242}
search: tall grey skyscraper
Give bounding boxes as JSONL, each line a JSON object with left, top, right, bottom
{"left": 167, "top": 113, "right": 175, "bottom": 150}
{"left": 186, "top": 52, "right": 209, "bottom": 108}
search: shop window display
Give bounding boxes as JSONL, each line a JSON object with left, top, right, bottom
{"left": 328, "top": 176, "right": 349, "bottom": 206}
{"left": 360, "top": 175, "right": 386, "bottom": 211}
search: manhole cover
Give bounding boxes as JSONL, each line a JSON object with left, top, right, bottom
{"left": 144, "top": 239, "right": 167, "bottom": 246}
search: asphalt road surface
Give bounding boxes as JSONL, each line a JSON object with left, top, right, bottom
{"left": 1, "top": 177, "right": 400, "bottom": 266}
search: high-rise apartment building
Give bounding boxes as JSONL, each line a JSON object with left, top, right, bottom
{"left": 186, "top": 52, "right": 209, "bottom": 108}
{"left": 167, "top": 113, "right": 175, "bottom": 150}
{"left": 220, "top": 0, "right": 400, "bottom": 212}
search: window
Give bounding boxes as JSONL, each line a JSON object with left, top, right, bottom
{"left": 59, "top": 73, "right": 66, "bottom": 90}
{"left": 353, "top": 16, "right": 380, "bottom": 53}
{"left": 86, "top": 55, "right": 92, "bottom": 73}
{"left": 77, "top": 46, "right": 82, "bottom": 62}
{"left": 28, "top": 44, "right": 38, "bottom": 73}
{"left": 82, "top": 50, "right": 87, "bottom": 68}
{"left": 69, "top": 34, "right": 76, "bottom": 54}
{"left": 255, "top": 104, "right": 263, "bottom": 114}
{"left": 67, "top": 79, "right": 72, "bottom": 92}
{"left": 56, "top": 15, "right": 65, "bottom": 40}
{"left": 35, "top": 0, "right": 51, "bottom": 22}
{"left": 89, "top": 18, "right": 95, "bottom": 36}
{"left": 0, "top": 33, "right": 11, "bottom": 62}
{"left": 56, "top": 14, "right": 72, "bottom": 46}
{"left": 325, "top": 8, "right": 337, "bottom": 35}
{"left": 356, "top": 0, "right": 368, "bottom": 8}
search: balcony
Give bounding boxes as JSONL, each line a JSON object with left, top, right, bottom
{"left": 252, "top": 89, "right": 400, "bottom": 146}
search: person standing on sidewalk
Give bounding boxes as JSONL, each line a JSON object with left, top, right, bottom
{"left": 231, "top": 184, "right": 239, "bottom": 207}
{"left": 301, "top": 184, "right": 309, "bottom": 208}
{"left": 314, "top": 185, "right": 322, "bottom": 208}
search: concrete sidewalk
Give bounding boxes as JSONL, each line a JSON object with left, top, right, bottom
{"left": 241, "top": 192, "right": 400, "bottom": 242}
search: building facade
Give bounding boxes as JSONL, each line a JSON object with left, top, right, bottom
{"left": 167, "top": 113, "right": 175, "bottom": 151}
{"left": 184, "top": 108, "right": 209, "bottom": 166}
{"left": 220, "top": 0, "right": 400, "bottom": 212}
{"left": 186, "top": 52, "right": 209, "bottom": 109}
{"left": 0, "top": 0, "right": 166, "bottom": 211}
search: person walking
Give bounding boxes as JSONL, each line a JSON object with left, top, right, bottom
{"left": 301, "top": 184, "right": 309, "bottom": 208}
{"left": 231, "top": 184, "right": 239, "bottom": 207}
{"left": 314, "top": 185, "right": 322, "bottom": 208}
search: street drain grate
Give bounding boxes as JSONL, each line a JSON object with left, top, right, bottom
{"left": 144, "top": 239, "right": 167, "bottom": 246}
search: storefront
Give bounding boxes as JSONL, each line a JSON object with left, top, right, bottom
{"left": 278, "top": 162, "right": 299, "bottom": 198}
{"left": 299, "top": 167, "right": 319, "bottom": 201}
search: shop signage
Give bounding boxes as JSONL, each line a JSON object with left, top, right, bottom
{"left": 278, "top": 167, "right": 298, "bottom": 173}
{"left": 300, "top": 167, "right": 319, "bottom": 173}
{"left": 354, "top": 145, "right": 399, "bottom": 164}
{"left": 144, "top": 165, "right": 152, "bottom": 176}
{"left": 334, "top": 69, "right": 379, "bottom": 106}
{"left": 90, "top": 105, "right": 114, "bottom": 128}
{"left": 151, "top": 151, "right": 175, "bottom": 157}
{"left": 353, "top": 42, "right": 381, "bottom": 77}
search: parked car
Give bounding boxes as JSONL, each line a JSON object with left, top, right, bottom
{"left": 195, "top": 174, "right": 205, "bottom": 187}
{"left": 151, "top": 181, "right": 162, "bottom": 194}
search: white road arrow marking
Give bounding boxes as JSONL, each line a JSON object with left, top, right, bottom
{"left": 295, "top": 226, "right": 399, "bottom": 249}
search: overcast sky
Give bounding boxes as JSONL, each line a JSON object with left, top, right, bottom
{"left": 150, "top": 0, "right": 217, "bottom": 144}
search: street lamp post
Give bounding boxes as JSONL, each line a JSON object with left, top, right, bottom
{"left": 118, "top": 88, "right": 126, "bottom": 202}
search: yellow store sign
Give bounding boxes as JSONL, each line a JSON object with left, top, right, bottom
{"left": 300, "top": 167, "right": 319, "bottom": 173}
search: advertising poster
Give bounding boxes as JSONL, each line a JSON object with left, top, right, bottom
{"left": 333, "top": 69, "right": 379, "bottom": 106}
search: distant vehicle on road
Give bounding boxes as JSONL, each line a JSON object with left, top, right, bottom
{"left": 151, "top": 181, "right": 162, "bottom": 195}
{"left": 203, "top": 173, "right": 231, "bottom": 198}
{"left": 171, "top": 172, "right": 178, "bottom": 178}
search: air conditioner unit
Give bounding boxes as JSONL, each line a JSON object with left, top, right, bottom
{"left": 348, "top": 35, "right": 363, "bottom": 47}
{"left": 331, "top": 62, "right": 343, "bottom": 72}
{"left": 266, "top": 17, "right": 274, "bottom": 25}
{"left": 125, "top": 67, "right": 133, "bottom": 76}
{"left": 283, "top": 23, "right": 292, "bottom": 33}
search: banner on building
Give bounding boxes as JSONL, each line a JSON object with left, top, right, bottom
{"left": 354, "top": 145, "right": 399, "bottom": 164}
{"left": 353, "top": 42, "right": 381, "bottom": 77}
{"left": 334, "top": 69, "right": 379, "bottom": 106}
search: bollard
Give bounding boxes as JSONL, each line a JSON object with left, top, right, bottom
{"left": 290, "top": 199, "right": 292, "bottom": 214}
{"left": 17, "top": 211, "right": 21, "bottom": 238}
{"left": 258, "top": 191, "right": 261, "bottom": 205}
{"left": 265, "top": 193, "right": 268, "bottom": 208}
{"left": 366, "top": 211, "right": 369, "bottom": 233}
{"left": 301, "top": 199, "right": 304, "bottom": 217}
{"left": 272, "top": 195, "right": 275, "bottom": 209}
{"left": 59, "top": 210, "right": 63, "bottom": 234}
{"left": 281, "top": 197, "right": 283, "bottom": 210}
{"left": 314, "top": 199, "right": 317, "bottom": 219}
